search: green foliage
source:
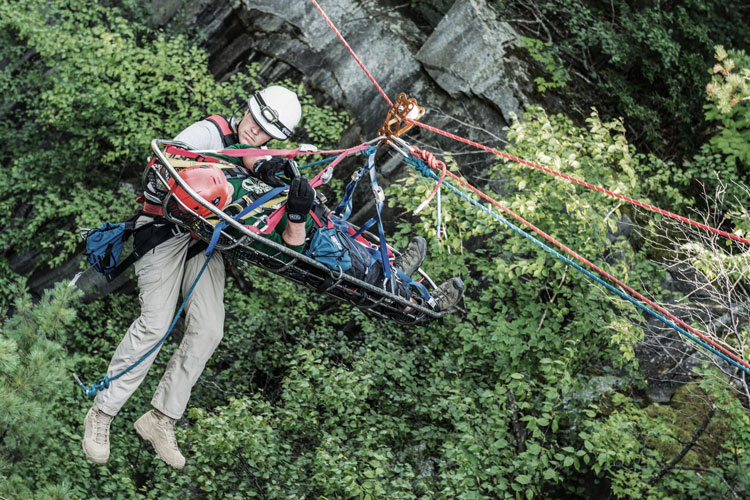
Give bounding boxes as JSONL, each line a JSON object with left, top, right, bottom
{"left": 498, "top": 0, "right": 750, "bottom": 156}
{"left": 705, "top": 46, "right": 750, "bottom": 169}
{"left": 520, "top": 36, "right": 570, "bottom": 92}
{"left": 3, "top": 103, "right": 749, "bottom": 498}
{"left": 2, "top": 1, "right": 749, "bottom": 498}
{"left": 0, "top": 279, "right": 80, "bottom": 499}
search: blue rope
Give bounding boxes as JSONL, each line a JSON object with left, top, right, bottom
{"left": 75, "top": 250, "right": 216, "bottom": 396}
{"left": 404, "top": 155, "right": 750, "bottom": 376}
{"left": 297, "top": 156, "right": 337, "bottom": 171}
{"left": 297, "top": 145, "right": 378, "bottom": 172}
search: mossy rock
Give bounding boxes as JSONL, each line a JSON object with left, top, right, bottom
{"left": 644, "top": 383, "right": 726, "bottom": 468}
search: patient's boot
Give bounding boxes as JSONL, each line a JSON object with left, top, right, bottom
{"left": 431, "top": 277, "right": 465, "bottom": 312}
{"left": 134, "top": 409, "right": 185, "bottom": 469}
{"left": 394, "top": 236, "right": 427, "bottom": 276}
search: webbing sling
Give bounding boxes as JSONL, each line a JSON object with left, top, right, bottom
{"left": 205, "top": 185, "right": 290, "bottom": 255}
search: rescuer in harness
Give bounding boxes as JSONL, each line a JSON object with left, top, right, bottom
{"left": 82, "top": 86, "right": 311, "bottom": 469}
{"left": 82, "top": 86, "right": 464, "bottom": 469}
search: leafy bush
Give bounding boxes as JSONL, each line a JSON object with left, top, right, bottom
{"left": 703, "top": 46, "right": 750, "bottom": 171}
{"left": 502, "top": 0, "right": 750, "bottom": 158}
{"left": 0, "top": 0, "right": 349, "bottom": 273}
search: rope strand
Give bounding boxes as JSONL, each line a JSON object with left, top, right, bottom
{"left": 407, "top": 119, "right": 750, "bottom": 247}
{"left": 308, "top": 0, "right": 393, "bottom": 106}
{"left": 408, "top": 155, "right": 750, "bottom": 373}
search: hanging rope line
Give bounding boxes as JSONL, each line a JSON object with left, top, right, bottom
{"left": 412, "top": 147, "right": 447, "bottom": 214}
{"left": 405, "top": 154, "right": 750, "bottom": 376}
{"left": 309, "top": 0, "right": 393, "bottom": 107}
{"left": 405, "top": 120, "right": 750, "bottom": 248}
{"left": 407, "top": 147, "right": 748, "bottom": 368}
{"left": 308, "top": 0, "right": 750, "bottom": 373}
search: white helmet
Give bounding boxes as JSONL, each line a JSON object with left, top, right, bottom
{"left": 248, "top": 85, "right": 302, "bottom": 140}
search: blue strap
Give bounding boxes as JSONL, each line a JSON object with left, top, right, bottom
{"left": 76, "top": 250, "right": 216, "bottom": 396}
{"left": 363, "top": 153, "right": 394, "bottom": 287}
{"left": 205, "top": 185, "right": 288, "bottom": 255}
{"left": 395, "top": 268, "right": 431, "bottom": 300}
{"left": 334, "top": 163, "right": 368, "bottom": 220}
{"left": 352, "top": 217, "right": 377, "bottom": 239}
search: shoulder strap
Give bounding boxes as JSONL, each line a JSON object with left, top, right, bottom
{"left": 203, "top": 114, "right": 239, "bottom": 148}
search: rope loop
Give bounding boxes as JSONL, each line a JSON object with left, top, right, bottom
{"left": 79, "top": 377, "right": 110, "bottom": 396}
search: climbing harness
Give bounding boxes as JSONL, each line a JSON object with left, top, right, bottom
{"left": 203, "top": 114, "right": 239, "bottom": 148}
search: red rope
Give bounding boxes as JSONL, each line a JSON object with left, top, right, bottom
{"left": 309, "top": 0, "right": 749, "bottom": 368}
{"left": 419, "top": 161, "right": 748, "bottom": 369}
{"left": 308, "top": 0, "right": 393, "bottom": 107}
{"left": 408, "top": 119, "right": 750, "bottom": 247}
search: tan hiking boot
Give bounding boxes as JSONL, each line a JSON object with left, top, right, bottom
{"left": 134, "top": 409, "right": 185, "bottom": 469}
{"left": 82, "top": 405, "right": 114, "bottom": 464}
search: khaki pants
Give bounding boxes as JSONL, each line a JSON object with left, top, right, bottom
{"left": 96, "top": 217, "right": 225, "bottom": 419}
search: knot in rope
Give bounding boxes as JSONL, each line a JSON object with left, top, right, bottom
{"left": 414, "top": 147, "right": 445, "bottom": 171}
{"left": 81, "top": 377, "right": 110, "bottom": 396}
{"left": 409, "top": 155, "right": 432, "bottom": 178}
{"left": 411, "top": 147, "right": 447, "bottom": 215}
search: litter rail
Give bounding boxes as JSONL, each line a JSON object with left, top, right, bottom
{"left": 149, "top": 139, "right": 445, "bottom": 325}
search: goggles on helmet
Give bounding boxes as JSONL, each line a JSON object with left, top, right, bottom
{"left": 253, "top": 92, "right": 294, "bottom": 139}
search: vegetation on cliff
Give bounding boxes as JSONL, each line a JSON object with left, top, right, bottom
{"left": 1, "top": 0, "right": 749, "bottom": 498}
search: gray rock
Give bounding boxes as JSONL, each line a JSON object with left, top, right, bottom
{"left": 635, "top": 313, "right": 702, "bottom": 403}
{"left": 149, "top": 0, "right": 534, "bottom": 149}
{"left": 416, "top": 0, "right": 526, "bottom": 123}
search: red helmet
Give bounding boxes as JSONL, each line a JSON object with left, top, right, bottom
{"left": 168, "top": 165, "right": 233, "bottom": 217}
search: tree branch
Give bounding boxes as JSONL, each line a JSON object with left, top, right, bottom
{"left": 650, "top": 405, "right": 716, "bottom": 484}
{"left": 507, "top": 389, "right": 526, "bottom": 453}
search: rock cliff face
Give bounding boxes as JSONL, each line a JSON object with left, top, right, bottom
{"left": 153, "top": 0, "right": 534, "bottom": 149}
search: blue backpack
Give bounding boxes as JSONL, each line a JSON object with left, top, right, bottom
{"left": 305, "top": 222, "right": 381, "bottom": 281}
{"left": 83, "top": 214, "right": 177, "bottom": 281}
{"left": 85, "top": 222, "right": 130, "bottom": 276}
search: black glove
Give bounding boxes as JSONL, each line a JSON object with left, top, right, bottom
{"left": 286, "top": 176, "right": 315, "bottom": 223}
{"left": 253, "top": 158, "right": 298, "bottom": 187}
